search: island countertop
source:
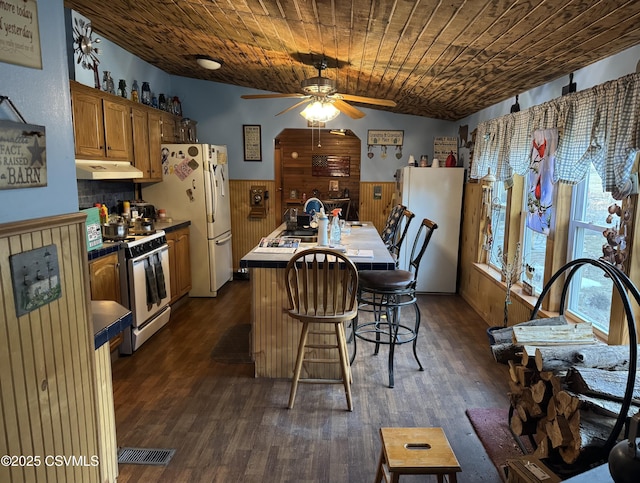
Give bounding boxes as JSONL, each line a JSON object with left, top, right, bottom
{"left": 240, "top": 222, "right": 395, "bottom": 270}
{"left": 240, "top": 221, "right": 395, "bottom": 378}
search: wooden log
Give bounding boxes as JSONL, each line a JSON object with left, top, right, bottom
{"left": 513, "top": 323, "right": 596, "bottom": 346}
{"left": 547, "top": 415, "right": 574, "bottom": 448}
{"left": 508, "top": 360, "right": 518, "bottom": 383}
{"left": 532, "top": 344, "right": 635, "bottom": 372}
{"left": 490, "top": 342, "right": 523, "bottom": 364}
{"left": 574, "top": 345, "right": 639, "bottom": 370}
{"left": 531, "top": 380, "right": 547, "bottom": 404}
{"left": 488, "top": 316, "right": 569, "bottom": 345}
{"left": 566, "top": 367, "right": 640, "bottom": 402}
{"left": 555, "top": 390, "right": 581, "bottom": 418}
{"left": 558, "top": 409, "right": 614, "bottom": 464}
{"left": 510, "top": 411, "right": 537, "bottom": 436}
{"left": 532, "top": 430, "right": 550, "bottom": 459}
{"left": 516, "top": 364, "right": 535, "bottom": 387}
{"left": 566, "top": 390, "right": 640, "bottom": 419}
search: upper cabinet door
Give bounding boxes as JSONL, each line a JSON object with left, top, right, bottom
{"left": 103, "top": 99, "right": 132, "bottom": 160}
{"left": 131, "top": 106, "right": 151, "bottom": 178}
{"left": 72, "top": 90, "right": 106, "bottom": 158}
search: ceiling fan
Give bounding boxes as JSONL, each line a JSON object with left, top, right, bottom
{"left": 241, "top": 60, "right": 396, "bottom": 120}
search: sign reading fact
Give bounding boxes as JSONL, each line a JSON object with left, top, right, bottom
{"left": 0, "top": 120, "right": 47, "bottom": 190}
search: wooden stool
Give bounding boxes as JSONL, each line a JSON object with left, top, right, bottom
{"left": 375, "top": 427, "right": 461, "bottom": 483}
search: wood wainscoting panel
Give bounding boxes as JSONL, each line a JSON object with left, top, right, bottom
{"left": 358, "top": 182, "right": 396, "bottom": 235}
{"left": 230, "top": 180, "right": 276, "bottom": 271}
{"left": 0, "top": 214, "right": 100, "bottom": 483}
{"left": 251, "top": 267, "right": 341, "bottom": 379}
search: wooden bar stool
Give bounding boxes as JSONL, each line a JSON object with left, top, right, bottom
{"left": 375, "top": 427, "right": 461, "bottom": 483}
{"left": 284, "top": 248, "right": 359, "bottom": 411}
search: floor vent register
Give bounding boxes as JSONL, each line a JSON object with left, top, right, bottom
{"left": 117, "top": 447, "right": 176, "bottom": 466}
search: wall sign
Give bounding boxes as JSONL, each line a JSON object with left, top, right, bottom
{"left": 10, "top": 244, "right": 61, "bottom": 317}
{"left": 0, "top": 0, "right": 42, "bottom": 69}
{"left": 0, "top": 119, "right": 47, "bottom": 190}
{"left": 367, "top": 130, "right": 404, "bottom": 146}
{"left": 243, "top": 124, "right": 262, "bottom": 161}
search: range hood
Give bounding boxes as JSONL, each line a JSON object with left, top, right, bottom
{"left": 76, "top": 160, "right": 144, "bottom": 180}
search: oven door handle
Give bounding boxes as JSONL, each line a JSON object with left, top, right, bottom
{"left": 129, "top": 244, "right": 169, "bottom": 264}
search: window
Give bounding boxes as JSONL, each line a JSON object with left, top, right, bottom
{"left": 567, "top": 163, "right": 615, "bottom": 335}
{"left": 521, "top": 178, "right": 547, "bottom": 295}
{"left": 487, "top": 182, "right": 508, "bottom": 272}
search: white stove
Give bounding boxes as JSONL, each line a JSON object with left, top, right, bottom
{"left": 118, "top": 230, "right": 171, "bottom": 354}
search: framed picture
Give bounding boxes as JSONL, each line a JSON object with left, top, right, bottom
{"left": 329, "top": 180, "right": 339, "bottom": 191}
{"left": 243, "top": 124, "right": 262, "bottom": 161}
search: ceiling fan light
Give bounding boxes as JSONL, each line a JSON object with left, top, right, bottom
{"left": 300, "top": 100, "right": 340, "bottom": 122}
{"left": 196, "top": 55, "right": 223, "bottom": 70}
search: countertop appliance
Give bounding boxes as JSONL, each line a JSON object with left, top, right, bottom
{"left": 395, "top": 166, "right": 465, "bottom": 293}
{"left": 142, "top": 144, "right": 232, "bottom": 297}
{"left": 118, "top": 230, "right": 171, "bottom": 354}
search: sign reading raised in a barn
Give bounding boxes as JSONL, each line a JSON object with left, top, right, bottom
{"left": 0, "top": 119, "right": 47, "bottom": 190}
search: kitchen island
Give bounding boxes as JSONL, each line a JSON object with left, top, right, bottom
{"left": 240, "top": 223, "right": 395, "bottom": 378}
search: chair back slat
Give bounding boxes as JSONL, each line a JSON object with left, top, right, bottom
{"left": 285, "top": 249, "right": 359, "bottom": 321}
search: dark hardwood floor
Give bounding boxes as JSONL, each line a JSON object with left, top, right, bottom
{"left": 111, "top": 280, "right": 511, "bottom": 482}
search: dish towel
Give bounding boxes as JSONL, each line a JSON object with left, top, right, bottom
{"left": 154, "top": 253, "right": 167, "bottom": 301}
{"left": 145, "top": 258, "right": 160, "bottom": 306}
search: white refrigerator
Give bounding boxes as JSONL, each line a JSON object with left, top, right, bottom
{"left": 395, "top": 166, "right": 465, "bottom": 293}
{"left": 142, "top": 144, "right": 233, "bottom": 297}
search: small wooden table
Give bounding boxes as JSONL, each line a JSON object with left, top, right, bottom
{"left": 375, "top": 427, "right": 461, "bottom": 483}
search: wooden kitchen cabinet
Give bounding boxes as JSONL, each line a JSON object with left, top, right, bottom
{"left": 71, "top": 81, "right": 132, "bottom": 160}
{"left": 131, "top": 106, "right": 162, "bottom": 182}
{"left": 166, "top": 227, "right": 191, "bottom": 304}
{"left": 161, "top": 112, "right": 179, "bottom": 143}
{"left": 89, "top": 253, "right": 124, "bottom": 351}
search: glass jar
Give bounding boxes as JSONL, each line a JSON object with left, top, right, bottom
{"left": 117, "top": 79, "right": 127, "bottom": 98}
{"left": 131, "top": 80, "right": 139, "bottom": 102}
{"left": 141, "top": 82, "right": 151, "bottom": 105}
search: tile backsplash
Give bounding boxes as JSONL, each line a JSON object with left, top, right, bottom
{"left": 77, "top": 180, "right": 136, "bottom": 213}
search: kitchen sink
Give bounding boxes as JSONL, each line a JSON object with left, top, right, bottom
{"left": 278, "top": 229, "right": 317, "bottom": 243}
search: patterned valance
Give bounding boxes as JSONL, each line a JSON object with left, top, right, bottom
{"left": 472, "top": 72, "right": 640, "bottom": 195}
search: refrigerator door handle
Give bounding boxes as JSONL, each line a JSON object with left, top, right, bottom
{"left": 215, "top": 233, "right": 232, "bottom": 245}
{"left": 205, "top": 162, "right": 217, "bottom": 223}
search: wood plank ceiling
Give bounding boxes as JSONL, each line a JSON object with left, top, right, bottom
{"left": 64, "top": 0, "right": 640, "bottom": 121}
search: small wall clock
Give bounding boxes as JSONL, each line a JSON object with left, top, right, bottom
{"left": 72, "top": 17, "right": 101, "bottom": 89}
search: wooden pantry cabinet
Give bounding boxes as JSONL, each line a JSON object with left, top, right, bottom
{"left": 166, "top": 226, "right": 191, "bottom": 304}
{"left": 89, "top": 252, "right": 124, "bottom": 352}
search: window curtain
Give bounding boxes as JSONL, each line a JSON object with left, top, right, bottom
{"left": 472, "top": 72, "right": 640, "bottom": 193}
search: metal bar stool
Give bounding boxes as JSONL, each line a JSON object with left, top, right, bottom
{"left": 380, "top": 204, "right": 406, "bottom": 249}
{"left": 284, "top": 248, "right": 359, "bottom": 410}
{"left": 350, "top": 219, "right": 438, "bottom": 388}
{"left": 389, "top": 208, "right": 415, "bottom": 267}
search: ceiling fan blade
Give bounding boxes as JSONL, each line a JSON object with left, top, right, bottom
{"left": 275, "top": 99, "right": 312, "bottom": 116}
{"left": 336, "top": 93, "right": 396, "bottom": 107}
{"left": 332, "top": 99, "right": 365, "bottom": 119}
{"left": 241, "top": 93, "right": 306, "bottom": 99}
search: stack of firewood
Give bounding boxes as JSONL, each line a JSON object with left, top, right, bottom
{"left": 489, "top": 316, "right": 640, "bottom": 465}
